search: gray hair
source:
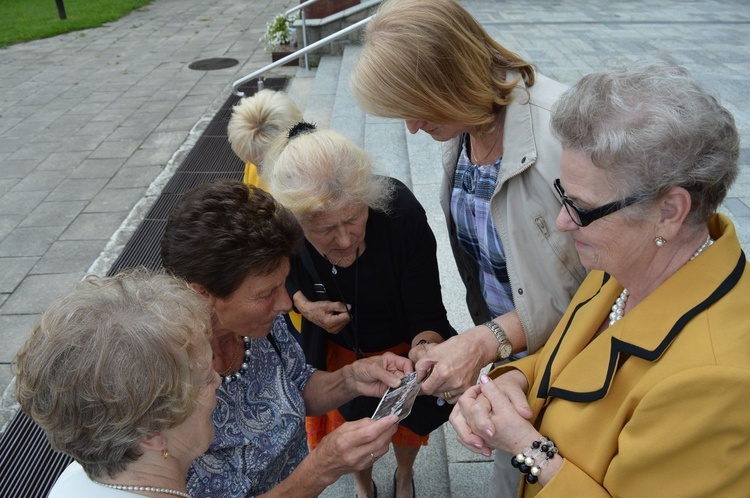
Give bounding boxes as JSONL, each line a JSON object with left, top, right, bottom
{"left": 551, "top": 58, "right": 739, "bottom": 225}
{"left": 14, "top": 269, "right": 212, "bottom": 479}
{"left": 267, "top": 128, "right": 394, "bottom": 222}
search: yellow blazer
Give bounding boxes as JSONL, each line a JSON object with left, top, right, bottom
{"left": 493, "top": 214, "right": 750, "bottom": 497}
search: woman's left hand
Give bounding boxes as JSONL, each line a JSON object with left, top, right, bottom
{"left": 348, "top": 352, "right": 414, "bottom": 397}
{"left": 451, "top": 372, "right": 536, "bottom": 456}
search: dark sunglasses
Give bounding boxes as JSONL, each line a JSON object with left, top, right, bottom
{"left": 553, "top": 179, "right": 643, "bottom": 227}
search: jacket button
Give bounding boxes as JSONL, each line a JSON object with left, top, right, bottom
{"left": 521, "top": 156, "right": 527, "bottom": 163}
{"left": 518, "top": 288, "right": 524, "bottom": 295}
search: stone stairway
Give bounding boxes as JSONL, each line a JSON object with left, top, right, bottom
{"left": 281, "top": 44, "right": 492, "bottom": 498}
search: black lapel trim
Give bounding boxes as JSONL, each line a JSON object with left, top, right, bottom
{"left": 546, "top": 251, "right": 746, "bottom": 403}
{"left": 536, "top": 272, "right": 611, "bottom": 399}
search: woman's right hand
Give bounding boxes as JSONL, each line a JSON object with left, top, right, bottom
{"left": 413, "top": 328, "right": 496, "bottom": 402}
{"left": 313, "top": 415, "right": 399, "bottom": 482}
{"left": 293, "top": 291, "right": 351, "bottom": 334}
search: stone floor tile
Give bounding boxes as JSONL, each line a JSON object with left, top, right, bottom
{"left": 0, "top": 226, "right": 65, "bottom": 257}
{"left": 19, "top": 200, "right": 87, "bottom": 227}
{"left": 69, "top": 158, "right": 126, "bottom": 179}
{"left": 84, "top": 187, "right": 145, "bottom": 213}
{"left": 0, "top": 257, "right": 38, "bottom": 293}
{"left": 9, "top": 170, "right": 68, "bottom": 193}
{"left": 59, "top": 212, "right": 127, "bottom": 240}
{"left": 31, "top": 240, "right": 104, "bottom": 274}
{"left": 0, "top": 314, "right": 41, "bottom": 362}
{"left": 45, "top": 177, "right": 108, "bottom": 202}
{"left": 0, "top": 273, "right": 82, "bottom": 315}
{"left": 0, "top": 191, "right": 49, "bottom": 216}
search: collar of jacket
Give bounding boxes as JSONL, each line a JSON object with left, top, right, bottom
{"left": 536, "top": 213, "right": 746, "bottom": 403}
{"left": 443, "top": 70, "right": 537, "bottom": 186}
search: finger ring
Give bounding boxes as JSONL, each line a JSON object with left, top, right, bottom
{"left": 443, "top": 391, "right": 453, "bottom": 401}
{"left": 370, "top": 452, "right": 375, "bottom": 466}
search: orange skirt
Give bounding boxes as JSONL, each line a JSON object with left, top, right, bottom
{"left": 306, "top": 341, "right": 429, "bottom": 449}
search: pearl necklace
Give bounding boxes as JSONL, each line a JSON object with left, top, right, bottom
{"left": 222, "top": 336, "right": 251, "bottom": 383}
{"left": 609, "top": 235, "right": 714, "bottom": 326}
{"left": 95, "top": 482, "right": 192, "bottom": 497}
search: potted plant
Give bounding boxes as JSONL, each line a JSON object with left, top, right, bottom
{"left": 260, "top": 13, "right": 299, "bottom": 65}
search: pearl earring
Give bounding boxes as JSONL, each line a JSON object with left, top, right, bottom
{"left": 654, "top": 236, "right": 666, "bottom": 247}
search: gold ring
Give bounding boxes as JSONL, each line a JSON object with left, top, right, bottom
{"left": 443, "top": 391, "right": 453, "bottom": 401}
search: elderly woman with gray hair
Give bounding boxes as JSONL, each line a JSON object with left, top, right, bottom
{"left": 267, "top": 126, "right": 456, "bottom": 498}
{"left": 14, "top": 270, "right": 218, "bottom": 498}
{"left": 451, "top": 59, "right": 750, "bottom": 496}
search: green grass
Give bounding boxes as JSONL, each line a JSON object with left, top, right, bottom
{"left": 0, "top": 0, "right": 153, "bottom": 48}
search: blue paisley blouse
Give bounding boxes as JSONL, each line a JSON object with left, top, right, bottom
{"left": 187, "top": 315, "right": 315, "bottom": 498}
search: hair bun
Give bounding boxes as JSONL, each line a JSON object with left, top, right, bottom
{"left": 287, "top": 121, "right": 317, "bottom": 140}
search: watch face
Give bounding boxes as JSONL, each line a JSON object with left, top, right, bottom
{"left": 499, "top": 342, "right": 513, "bottom": 359}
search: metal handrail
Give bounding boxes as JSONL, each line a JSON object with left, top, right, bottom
{"left": 232, "top": 15, "right": 373, "bottom": 97}
{"left": 284, "top": 0, "right": 324, "bottom": 70}
{"left": 285, "top": 0, "right": 321, "bottom": 17}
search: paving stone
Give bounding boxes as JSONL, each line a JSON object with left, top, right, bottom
{"left": 107, "top": 165, "right": 164, "bottom": 187}
{"left": 35, "top": 151, "right": 90, "bottom": 172}
{"left": 19, "top": 200, "right": 87, "bottom": 227}
{"left": 107, "top": 126, "right": 153, "bottom": 141}
{"left": 46, "top": 177, "right": 108, "bottom": 202}
{"left": 0, "top": 190, "right": 48, "bottom": 216}
{"left": 69, "top": 158, "right": 126, "bottom": 179}
{"left": 31, "top": 240, "right": 104, "bottom": 274}
{"left": 9, "top": 170, "right": 68, "bottom": 193}
{"left": 59, "top": 211, "right": 127, "bottom": 240}
{"left": 0, "top": 159, "right": 38, "bottom": 179}
{"left": 0, "top": 179, "right": 19, "bottom": 197}
{"left": 0, "top": 257, "right": 38, "bottom": 293}
{"left": 0, "top": 216, "right": 22, "bottom": 242}
{"left": 0, "top": 314, "right": 40, "bottom": 362}
{"left": 0, "top": 226, "right": 66, "bottom": 257}
{"left": 724, "top": 197, "right": 750, "bottom": 217}
{"left": 0, "top": 273, "right": 82, "bottom": 316}
{"left": 88, "top": 139, "right": 142, "bottom": 159}
{"left": 84, "top": 187, "right": 145, "bottom": 213}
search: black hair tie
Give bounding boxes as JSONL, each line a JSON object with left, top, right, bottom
{"left": 287, "top": 121, "right": 317, "bottom": 140}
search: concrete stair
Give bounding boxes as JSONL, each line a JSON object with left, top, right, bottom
{"left": 282, "top": 44, "right": 491, "bottom": 498}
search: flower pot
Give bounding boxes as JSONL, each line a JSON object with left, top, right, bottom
{"left": 271, "top": 44, "right": 299, "bottom": 66}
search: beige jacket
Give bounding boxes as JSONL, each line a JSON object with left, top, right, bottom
{"left": 439, "top": 71, "right": 586, "bottom": 353}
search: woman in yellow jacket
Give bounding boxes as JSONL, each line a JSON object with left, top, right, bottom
{"left": 451, "top": 59, "right": 750, "bottom": 496}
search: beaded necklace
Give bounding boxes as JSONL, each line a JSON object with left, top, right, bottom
{"left": 221, "top": 336, "right": 251, "bottom": 384}
{"left": 609, "top": 235, "right": 714, "bottom": 325}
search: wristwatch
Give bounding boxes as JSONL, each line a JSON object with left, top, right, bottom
{"left": 484, "top": 321, "right": 512, "bottom": 360}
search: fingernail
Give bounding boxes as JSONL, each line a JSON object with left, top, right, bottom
{"left": 480, "top": 375, "right": 491, "bottom": 384}
{"left": 485, "top": 429, "right": 494, "bottom": 438}
{"left": 473, "top": 442, "right": 483, "bottom": 449}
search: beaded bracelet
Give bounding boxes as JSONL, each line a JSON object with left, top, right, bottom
{"left": 510, "top": 436, "right": 558, "bottom": 484}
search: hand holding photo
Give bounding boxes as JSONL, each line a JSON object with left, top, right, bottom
{"left": 372, "top": 371, "right": 421, "bottom": 422}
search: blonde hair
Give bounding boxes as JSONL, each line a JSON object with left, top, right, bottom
{"left": 227, "top": 89, "right": 303, "bottom": 166}
{"left": 351, "top": 0, "right": 534, "bottom": 133}
{"left": 267, "top": 128, "right": 393, "bottom": 222}
{"left": 14, "top": 269, "right": 212, "bottom": 479}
